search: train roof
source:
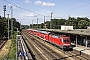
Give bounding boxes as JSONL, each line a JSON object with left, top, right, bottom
{"left": 34, "top": 30, "right": 39, "bottom": 31}
{"left": 39, "top": 31, "right": 50, "bottom": 34}
{"left": 27, "top": 29, "right": 33, "bottom": 30}
{"left": 51, "top": 35, "right": 69, "bottom": 38}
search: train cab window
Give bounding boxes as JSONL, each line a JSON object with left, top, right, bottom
{"left": 63, "top": 40, "right": 70, "bottom": 43}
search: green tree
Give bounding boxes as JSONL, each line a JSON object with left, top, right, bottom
{"left": 57, "top": 19, "right": 66, "bottom": 29}
{"left": 44, "top": 21, "right": 50, "bottom": 29}
{"left": 66, "top": 17, "right": 78, "bottom": 29}
{"left": 51, "top": 19, "right": 58, "bottom": 29}
{"left": 40, "top": 23, "right": 43, "bottom": 29}
{"left": 77, "top": 17, "right": 89, "bottom": 29}
{"left": 0, "top": 18, "right": 7, "bottom": 38}
{"left": 12, "top": 18, "right": 20, "bottom": 31}
{"left": 0, "top": 16, "right": 21, "bottom": 39}
{"left": 78, "top": 20, "right": 89, "bottom": 29}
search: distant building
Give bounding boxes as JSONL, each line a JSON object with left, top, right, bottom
{"left": 61, "top": 25, "right": 73, "bottom": 30}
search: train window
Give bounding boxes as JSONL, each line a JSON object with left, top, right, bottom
{"left": 63, "top": 40, "right": 70, "bottom": 43}
{"left": 52, "top": 35, "right": 60, "bottom": 38}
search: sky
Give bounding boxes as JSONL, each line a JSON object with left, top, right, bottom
{"left": 0, "top": 0, "right": 90, "bottom": 25}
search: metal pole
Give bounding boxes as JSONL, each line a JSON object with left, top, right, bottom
{"left": 32, "top": 20, "right": 33, "bottom": 29}
{"left": 20, "top": 21, "right": 21, "bottom": 29}
{"left": 44, "top": 16, "right": 45, "bottom": 23}
{"left": 37, "top": 18, "right": 38, "bottom": 29}
{"left": 29, "top": 23, "right": 30, "bottom": 29}
{"left": 50, "top": 12, "right": 53, "bottom": 29}
{"left": 86, "top": 36, "right": 87, "bottom": 49}
{"left": 16, "top": 35, "right": 18, "bottom": 60}
{"left": 76, "top": 35, "right": 77, "bottom": 47}
{"left": 11, "top": 6, "right": 13, "bottom": 36}
{"left": 7, "top": 14, "right": 9, "bottom": 40}
{"left": 44, "top": 16, "right": 45, "bottom": 28}
{"left": 3, "top": 5, "right": 6, "bottom": 20}
{"left": 4, "top": 11, "right": 5, "bottom": 19}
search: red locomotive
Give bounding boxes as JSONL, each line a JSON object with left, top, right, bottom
{"left": 49, "top": 34, "right": 72, "bottom": 49}
{"left": 26, "top": 29, "right": 72, "bottom": 50}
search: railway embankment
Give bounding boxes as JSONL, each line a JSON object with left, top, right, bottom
{"left": 0, "top": 32, "right": 20, "bottom": 60}
{"left": 0, "top": 40, "right": 12, "bottom": 59}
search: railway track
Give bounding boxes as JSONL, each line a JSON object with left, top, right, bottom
{"left": 38, "top": 37, "right": 90, "bottom": 60}
{"left": 45, "top": 41, "right": 90, "bottom": 60}
{"left": 22, "top": 31, "right": 90, "bottom": 60}
{"left": 22, "top": 31, "right": 67, "bottom": 60}
{"left": 22, "top": 32, "right": 44, "bottom": 60}
{"left": 64, "top": 50, "right": 90, "bottom": 60}
{"left": 0, "top": 40, "right": 7, "bottom": 50}
{"left": 43, "top": 39, "right": 90, "bottom": 60}
{"left": 22, "top": 32, "right": 47, "bottom": 60}
{"left": 26, "top": 33, "right": 62, "bottom": 60}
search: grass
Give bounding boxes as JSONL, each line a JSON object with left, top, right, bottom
{"left": 7, "top": 31, "right": 19, "bottom": 60}
{"left": 0, "top": 40, "right": 12, "bottom": 60}
{"left": 0, "top": 31, "right": 20, "bottom": 60}
{"left": 7, "top": 39, "right": 16, "bottom": 60}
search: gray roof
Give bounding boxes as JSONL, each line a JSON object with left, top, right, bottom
{"left": 40, "top": 29, "right": 90, "bottom": 36}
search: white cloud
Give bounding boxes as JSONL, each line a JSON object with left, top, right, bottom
{"left": 34, "top": 1, "right": 55, "bottom": 7}
{"left": 34, "top": 0, "right": 42, "bottom": 5}
{"left": 26, "top": 13, "right": 37, "bottom": 17}
{"left": 42, "top": 2, "right": 55, "bottom": 7}
{"left": 25, "top": 0, "right": 30, "bottom": 3}
{"left": 8, "top": 4, "right": 19, "bottom": 9}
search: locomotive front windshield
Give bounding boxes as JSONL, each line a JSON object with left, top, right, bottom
{"left": 63, "top": 39, "right": 70, "bottom": 43}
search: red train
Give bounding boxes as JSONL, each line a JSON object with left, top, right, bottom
{"left": 26, "top": 29, "right": 72, "bottom": 50}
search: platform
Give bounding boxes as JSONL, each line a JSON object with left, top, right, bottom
{"left": 40, "top": 29, "right": 90, "bottom": 36}
{"left": 73, "top": 45, "right": 90, "bottom": 58}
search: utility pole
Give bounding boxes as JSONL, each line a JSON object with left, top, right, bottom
{"left": 11, "top": 6, "right": 13, "bottom": 36}
{"left": 29, "top": 22, "right": 31, "bottom": 29}
{"left": 29, "top": 23, "right": 30, "bottom": 29}
{"left": 32, "top": 20, "right": 33, "bottom": 29}
{"left": 44, "top": 16, "right": 45, "bottom": 23}
{"left": 76, "top": 35, "right": 77, "bottom": 47}
{"left": 37, "top": 18, "right": 38, "bottom": 29}
{"left": 44, "top": 16, "right": 45, "bottom": 28}
{"left": 50, "top": 12, "right": 53, "bottom": 29}
{"left": 86, "top": 37, "right": 87, "bottom": 49}
{"left": 7, "top": 14, "right": 9, "bottom": 40}
{"left": 20, "top": 21, "right": 21, "bottom": 29}
{"left": 3, "top": 5, "right": 6, "bottom": 20}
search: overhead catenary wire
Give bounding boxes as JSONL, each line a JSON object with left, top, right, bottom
{"left": 63, "top": 3, "right": 90, "bottom": 13}
{"left": 4, "top": 0, "right": 46, "bottom": 16}
{"left": 4, "top": 0, "right": 90, "bottom": 17}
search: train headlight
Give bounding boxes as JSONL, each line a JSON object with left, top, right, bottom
{"left": 63, "top": 44, "right": 67, "bottom": 45}
{"left": 63, "top": 44, "right": 70, "bottom": 46}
